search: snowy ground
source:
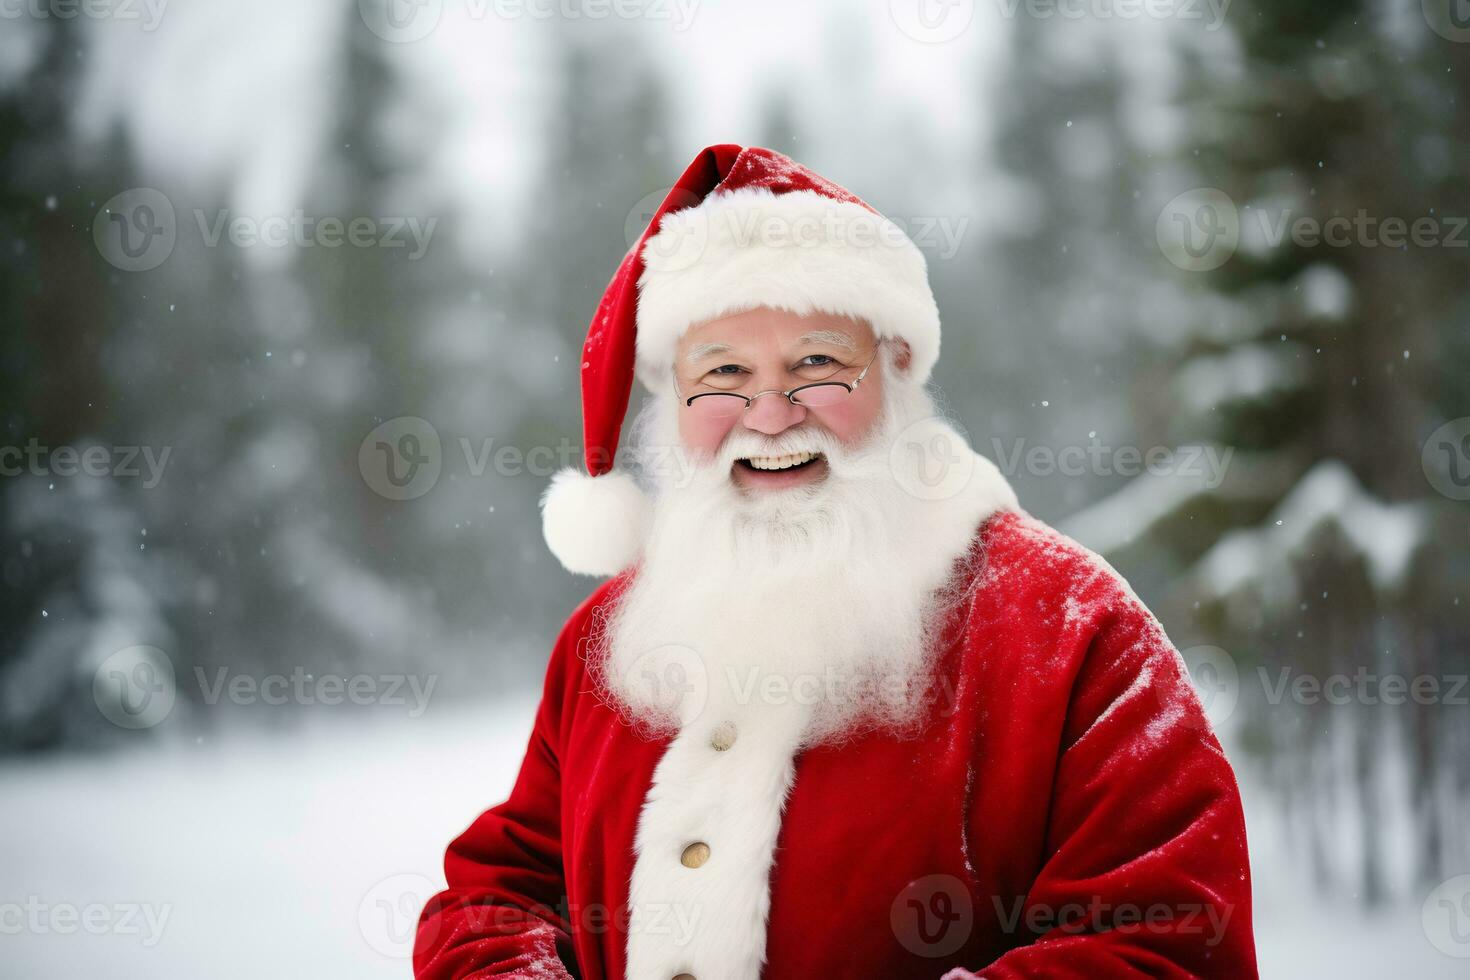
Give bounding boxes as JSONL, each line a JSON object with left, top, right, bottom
{"left": 1, "top": 698, "right": 1460, "bottom": 979}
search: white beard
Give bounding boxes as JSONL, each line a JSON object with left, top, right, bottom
{"left": 593, "top": 368, "right": 1004, "bottom": 747}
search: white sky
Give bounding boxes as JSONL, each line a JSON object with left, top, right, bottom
{"left": 65, "top": 0, "right": 1015, "bottom": 263}
{"left": 60, "top": 1, "right": 1203, "bottom": 266}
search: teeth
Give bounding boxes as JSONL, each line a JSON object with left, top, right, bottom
{"left": 745, "top": 451, "right": 819, "bottom": 471}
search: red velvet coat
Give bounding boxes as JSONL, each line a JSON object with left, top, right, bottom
{"left": 415, "top": 510, "right": 1258, "bottom": 979}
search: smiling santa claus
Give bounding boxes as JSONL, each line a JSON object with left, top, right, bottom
{"left": 414, "top": 144, "right": 1258, "bottom": 980}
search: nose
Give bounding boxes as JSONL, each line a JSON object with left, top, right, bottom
{"left": 741, "top": 391, "right": 806, "bottom": 435}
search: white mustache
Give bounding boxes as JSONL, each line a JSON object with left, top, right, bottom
{"left": 718, "top": 427, "right": 842, "bottom": 467}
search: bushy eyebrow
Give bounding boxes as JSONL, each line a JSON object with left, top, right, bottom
{"left": 684, "top": 330, "right": 856, "bottom": 364}
{"left": 796, "top": 330, "right": 856, "bottom": 350}
{"left": 685, "top": 342, "right": 734, "bottom": 363}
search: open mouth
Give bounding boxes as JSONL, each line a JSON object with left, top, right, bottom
{"left": 735, "top": 451, "right": 824, "bottom": 473}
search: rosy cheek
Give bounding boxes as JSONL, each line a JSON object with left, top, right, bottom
{"left": 679, "top": 413, "right": 729, "bottom": 456}
{"left": 827, "top": 390, "right": 883, "bottom": 445}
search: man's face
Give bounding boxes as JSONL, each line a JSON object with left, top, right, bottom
{"left": 671, "top": 308, "right": 888, "bottom": 494}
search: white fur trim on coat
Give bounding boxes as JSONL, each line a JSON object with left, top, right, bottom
{"left": 624, "top": 705, "right": 809, "bottom": 980}
{"left": 619, "top": 418, "right": 1020, "bottom": 977}
{"left": 635, "top": 187, "right": 941, "bottom": 390}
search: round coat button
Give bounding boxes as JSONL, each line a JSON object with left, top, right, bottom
{"left": 680, "top": 842, "right": 710, "bottom": 868}
{"left": 710, "top": 723, "right": 737, "bottom": 751}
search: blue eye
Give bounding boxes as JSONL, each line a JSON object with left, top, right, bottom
{"left": 800, "top": 354, "right": 835, "bottom": 367}
{"left": 711, "top": 364, "right": 745, "bottom": 375}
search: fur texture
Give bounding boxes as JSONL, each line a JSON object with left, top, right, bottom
{"left": 634, "top": 187, "right": 941, "bottom": 391}
{"left": 602, "top": 368, "right": 1015, "bottom": 979}
{"left": 540, "top": 467, "right": 649, "bottom": 577}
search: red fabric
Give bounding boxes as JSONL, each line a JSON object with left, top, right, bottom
{"left": 578, "top": 143, "right": 879, "bottom": 476}
{"left": 415, "top": 510, "right": 1258, "bottom": 979}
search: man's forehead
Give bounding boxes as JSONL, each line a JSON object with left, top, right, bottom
{"left": 683, "top": 330, "right": 859, "bottom": 362}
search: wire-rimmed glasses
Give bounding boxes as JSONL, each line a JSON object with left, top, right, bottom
{"left": 679, "top": 343, "right": 882, "bottom": 421}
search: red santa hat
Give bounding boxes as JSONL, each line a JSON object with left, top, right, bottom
{"left": 541, "top": 143, "right": 943, "bottom": 576}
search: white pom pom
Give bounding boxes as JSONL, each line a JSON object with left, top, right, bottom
{"left": 540, "top": 467, "right": 649, "bottom": 577}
